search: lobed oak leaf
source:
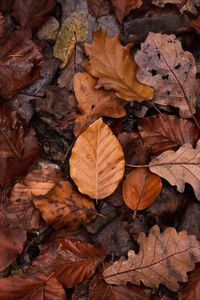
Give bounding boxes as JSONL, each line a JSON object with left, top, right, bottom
{"left": 73, "top": 72, "right": 126, "bottom": 136}
{"left": 111, "top": 0, "right": 143, "bottom": 23}
{"left": 87, "top": 0, "right": 111, "bottom": 18}
{"left": 123, "top": 168, "right": 162, "bottom": 211}
{"left": 149, "top": 140, "right": 200, "bottom": 200}
{"left": 83, "top": 28, "right": 153, "bottom": 102}
{"left": 70, "top": 118, "right": 125, "bottom": 199}
{"left": 134, "top": 32, "right": 197, "bottom": 118}
{"left": 152, "top": 0, "right": 200, "bottom": 16}
{"left": 0, "top": 273, "right": 66, "bottom": 300}
{"left": 138, "top": 114, "right": 199, "bottom": 156}
{"left": 103, "top": 225, "right": 200, "bottom": 291}
{"left": 33, "top": 180, "right": 96, "bottom": 230}
{"left": 31, "top": 238, "right": 105, "bottom": 288}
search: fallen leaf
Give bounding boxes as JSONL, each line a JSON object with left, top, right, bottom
{"left": 73, "top": 72, "right": 126, "bottom": 136}
{"left": 123, "top": 168, "right": 162, "bottom": 211}
{"left": 0, "top": 0, "right": 15, "bottom": 13}
{"left": 111, "top": 0, "right": 143, "bottom": 23}
{"left": 149, "top": 140, "right": 200, "bottom": 200}
{"left": 179, "top": 264, "right": 200, "bottom": 300}
{"left": 53, "top": 10, "right": 88, "bottom": 68}
{"left": 152, "top": 0, "right": 200, "bottom": 15}
{"left": 0, "top": 214, "right": 26, "bottom": 272}
{"left": 138, "top": 114, "right": 199, "bottom": 156}
{"left": 12, "top": 0, "right": 56, "bottom": 31}
{"left": 5, "top": 167, "right": 63, "bottom": 230}
{"left": 0, "top": 13, "right": 5, "bottom": 41}
{"left": 37, "top": 16, "right": 60, "bottom": 41}
{"left": 0, "top": 28, "right": 44, "bottom": 99}
{"left": 83, "top": 28, "right": 153, "bottom": 102}
{"left": 31, "top": 238, "right": 105, "bottom": 288}
{"left": 192, "top": 17, "right": 200, "bottom": 35}
{"left": 134, "top": 32, "right": 197, "bottom": 118}
{"left": 0, "top": 104, "right": 40, "bottom": 188}
{"left": 33, "top": 180, "right": 97, "bottom": 230}
{"left": 0, "top": 273, "right": 66, "bottom": 300}
{"left": 70, "top": 118, "right": 125, "bottom": 199}
{"left": 103, "top": 225, "right": 200, "bottom": 291}
{"left": 87, "top": 0, "right": 111, "bottom": 18}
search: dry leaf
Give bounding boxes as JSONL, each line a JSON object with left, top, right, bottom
{"left": 73, "top": 72, "right": 126, "bottom": 136}
{"left": 103, "top": 225, "right": 200, "bottom": 291}
{"left": 31, "top": 238, "right": 105, "bottom": 288}
{"left": 192, "top": 17, "right": 200, "bottom": 35}
{"left": 37, "top": 16, "right": 59, "bottom": 41}
{"left": 123, "top": 168, "right": 162, "bottom": 211}
{"left": 149, "top": 140, "right": 200, "bottom": 200}
{"left": 70, "top": 118, "right": 125, "bottom": 199}
{"left": 53, "top": 11, "right": 88, "bottom": 68}
{"left": 152, "top": 0, "right": 200, "bottom": 16}
{"left": 83, "top": 28, "right": 153, "bottom": 102}
{"left": 111, "top": 0, "right": 143, "bottom": 23}
{"left": 33, "top": 180, "right": 96, "bottom": 230}
{"left": 134, "top": 32, "right": 197, "bottom": 118}
{"left": 179, "top": 264, "right": 200, "bottom": 300}
{"left": 138, "top": 114, "right": 199, "bottom": 156}
{"left": 87, "top": 0, "right": 111, "bottom": 18}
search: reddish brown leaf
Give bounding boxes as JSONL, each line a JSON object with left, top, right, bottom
{"left": 31, "top": 238, "right": 105, "bottom": 288}
{"left": 111, "top": 0, "right": 143, "bottom": 23}
{"left": 87, "top": 0, "right": 111, "bottom": 18}
{"left": 192, "top": 17, "right": 200, "bottom": 35}
{"left": 0, "top": 13, "right": 5, "bottom": 41}
{"left": 0, "top": 214, "right": 26, "bottom": 272}
{"left": 123, "top": 168, "right": 162, "bottom": 211}
{"left": 0, "top": 29, "right": 44, "bottom": 99}
{"left": 12, "top": 0, "right": 56, "bottom": 31}
{"left": 179, "top": 264, "right": 200, "bottom": 300}
{"left": 0, "top": 104, "right": 40, "bottom": 188}
{"left": 0, "top": 273, "right": 67, "bottom": 300}
{"left": 138, "top": 114, "right": 199, "bottom": 156}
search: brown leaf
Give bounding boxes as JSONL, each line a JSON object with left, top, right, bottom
{"left": 83, "top": 28, "right": 153, "bottom": 102}
{"left": 138, "top": 114, "right": 199, "bottom": 156}
{"left": 0, "top": 29, "right": 44, "bottom": 99}
{"left": 103, "top": 225, "right": 200, "bottom": 291}
{"left": 70, "top": 118, "right": 125, "bottom": 199}
{"left": 152, "top": 0, "right": 200, "bottom": 16}
{"left": 0, "top": 215, "right": 26, "bottom": 272}
{"left": 0, "top": 104, "right": 40, "bottom": 188}
{"left": 5, "top": 167, "right": 63, "bottom": 230}
{"left": 31, "top": 238, "right": 105, "bottom": 288}
{"left": 192, "top": 17, "right": 200, "bottom": 35}
{"left": 73, "top": 72, "right": 126, "bottom": 136}
{"left": 33, "top": 180, "right": 96, "bottom": 230}
{"left": 179, "top": 264, "right": 200, "bottom": 300}
{"left": 111, "top": 0, "right": 143, "bottom": 23}
{"left": 134, "top": 32, "right": 197, "bottom": 118}
{"left": 12, "top": 0, "right": 56, "bottom": 31}
{"left": 149, "top": 140, "right": 200, "bottom": 200}
{"left": 0, "top": 273, "right": 66, "bottom": 300}
{"left": 123, "top": 168, "right": 162, "bottom": 211}
{"left": 87, "top": 0, "right": 111, "bottom": 18}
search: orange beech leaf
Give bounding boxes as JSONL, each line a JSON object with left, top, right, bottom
{"left": 83, "top": 28, "right": 153, "bottom": 102}
{"left": 123, "top": 168, "right": 162, "bottom": 211}
{"left": 31, "top": 238, "right": 105, "bottom": 288}
{"left": 111, "top": 0, "right": 143, "bottom": 23}
{"left": 103, "top": 225, "right": 200, "bottom": 291}
{"left": 70, "top": 118, "right": 125, "bottom": 199}
{"left": 0, "top": 273, "right": 66, "bottom": 300}
{"left": 33, "top": 180, "right": 96, "bottom": 230}
{"left": 73, "top": 72, "right": 126, "bottom": 136}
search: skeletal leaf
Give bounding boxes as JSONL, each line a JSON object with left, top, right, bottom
{"left": 53, "top": 10, "right": 88, "bottom": 68}
{"left": 134, "top": 32, "right": 197, "bottom": 118}
{"left": 70, "top": 118, "right": 125, "bottom": 199}
{"left": 103, "top": 225, "right": 200, "bottom": 291}
{"left": 150, "top": 140, "right": 200, "bottom": 200}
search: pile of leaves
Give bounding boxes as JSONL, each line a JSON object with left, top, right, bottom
{"left": 1, "top": 0, "right": 200, "bottom": 299}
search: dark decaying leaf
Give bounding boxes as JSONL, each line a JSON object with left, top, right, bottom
{"left": 87, "top": 0, "right": 111, "bottom": 18}
{"left": 0, "top": 104, "right": 40, "bottom": 188}
{"left": 31, "top": 238, "right": 105, "bottom": 288}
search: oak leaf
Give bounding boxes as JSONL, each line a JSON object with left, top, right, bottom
{"left": 138, "top": 114, "right": 199, "bottom": 156}
{"left": 111, "top": 0, "right": 143, "bottom": 23}
{"left": 70, "top": 118, "right": 125, "bottom": 199}
{"left": 83, "top": 28, "right": 153, "bottom": 102}
{"left": 149, "top": 140, "right": 200, "bottom": 200}
{"left": 103, "top": 225, "right": 200, "bottom": 291}
{"left": 73, "top": 72, "right": 126, "bottom": 136}
{"left": 31, "top": 238, "right": 105, "bottom": 288}
{"left": 134, "top": 32, "right": 197, "bottom": 118}
{"left": 123, "top": 168, "right": 162, "bottom": 211}
{"left": 179, "top": 264, "right": 200, "bottom": 300}
{"left": 33, "top": 180, "right": 96, "bottom": 230}
{"left": 87, "top": 0, "right": 111, "bottom": 18}
{"left": 53, "top": 11, "right": 88, "bottom": 68}
{"left": 152, "top": 0, "right": 200, "bottom": 16}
